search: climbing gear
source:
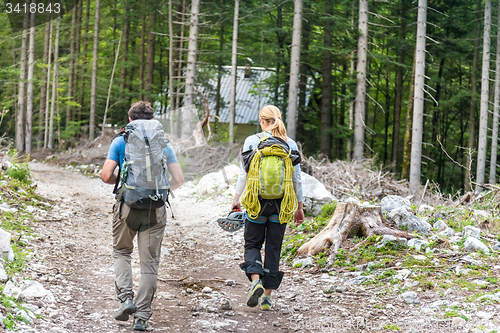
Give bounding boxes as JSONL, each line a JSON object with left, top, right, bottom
{"left": 246, "top": 279, "right": 264, "bottom": 307}
{"left": 260, "top": 295, "right": 272, "bottom": 311}
{"left": 240, "top": 134, "right": 300, "bottom": 224}
{"left": 114, "top": 297, "right": 136, "bottom": 321}
{"left": 217, "top": 207, "right": 245, "bottom": 232}
{"left": 115, "top": 119, "right": 171, "bottom": 209}
{"left": 133, "top": 317, "right": 150, "bottom": 331}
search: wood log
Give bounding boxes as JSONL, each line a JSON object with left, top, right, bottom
{"left": 297, "top": 202, "right": 413, "bottom": 258}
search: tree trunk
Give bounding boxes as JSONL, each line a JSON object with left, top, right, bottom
{"left": 44, "top": 20, "right": 53, "bottom": 149}
{"left": 401, "top": 49, "right": 416, "bottom": 180}
{"left": 73, "top": 0, "right": 82, "bottom": 122}
{"left": 320, "top": 0, "right": 332, "bottom": 157}
{"left": 229, "top": 0, "right": 239, "bottom": 143}
{"left": 297, "top": 1, "right": 310, "bottom": 142}
{"left": 144, "top": 11, "right": 156, "bottom": 102}
{"left": 353, "top": 0, "right": 368, "bottom": 161}
{"left": 168, "top": 0, "right": 174, "bottom": 133}
{"left": 214, "top": 0, "right": 225, "bottom": 134}
{"left": 16, "top": 12, "right": 29, "bottom": 153}
{"left": 297, "top": 202, "right": 413, "bottom": 258}
{"left": 409, "top": 0, "right": 428, "bottom": 194}
{"left": 25, "top": 11, "right": 36, "bottom": 154}
{"left": 66, "top": 0, "right": 77, "bottom": 127}
{"left": 49, "top": 17, "right": 61, "bottom": 151}
{"left": 286, "top": 0, "right": 302, "bottom": 141}
{"left": 78, "top": 0, "right": 91, "bottom": 123}
{"left": 102, "top": 32, "right": 122, "bottom": 136}
{"left": 490, "top": 1, "right": 500, "bottom": 185}
{"left": 466, "top": 0, "right": 482, "bottom": 191}
{"left": 39, "top": 21, "right": 51, "bottom": 149}
{"left": 184, "top": 0, "right": 199, "bottom": 108}
{"left": 476, "top": 0, "right": 492, "bottom": 192}
{"left": 119, "top": 2, "right": 130, "bottom": 116}
{"left": 89, "top": 0, "right": 100, "bottom": 140}
{"left": 392, "top": 0, "right": 406, "bottom": 172}
{"left": 182, "top": 0, "right": 199, "bottom": 139}
{"left": 175, "top": 0, "right": 186, "bottom": 111}
{"left": 139, "top": 0, "right": 146, "bottom": 100}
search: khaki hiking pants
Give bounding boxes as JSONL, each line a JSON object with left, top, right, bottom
{"left": 112, "top": 201, "right": 167, "bottom": 321}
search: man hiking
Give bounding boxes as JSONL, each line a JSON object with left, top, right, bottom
{"left": 101, "top": 101, "right": 184, "bottom": 331}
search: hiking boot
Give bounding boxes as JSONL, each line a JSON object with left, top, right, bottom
{"left": 133, "top": 317, "right": 151, "bottom": 331}
{"left": 260, "top": 295, "right": 272, "bottom": 311}
{"left": 246, "top": 279, "right": 264, "bottom": 307}
{"left": 114, "top": 297, "right": 136, "bottom": 321}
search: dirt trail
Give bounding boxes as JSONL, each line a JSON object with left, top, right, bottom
{"left": 24, "top": 162, "right": 497, "bottom": 333}
{"left": 27, "top": 162, "right": 301, "bottom": 333}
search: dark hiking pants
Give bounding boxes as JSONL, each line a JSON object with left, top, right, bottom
{"left": 240, "top": 216, "right": 287, "bottom": 290}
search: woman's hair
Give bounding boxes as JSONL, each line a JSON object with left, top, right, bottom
{"left": 259, "top": 105, "right": 287, "bottom": 141}
{"left": 128, "top": 101, "right": 154, "bottom": 120}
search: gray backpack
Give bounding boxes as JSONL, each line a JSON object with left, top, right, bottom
{"left": 115, "top": 119, "right": 170, "bottom": 209}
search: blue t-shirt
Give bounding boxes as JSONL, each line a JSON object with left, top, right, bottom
{"left": 106, "top": 135, "right": 178, "bottom": 169}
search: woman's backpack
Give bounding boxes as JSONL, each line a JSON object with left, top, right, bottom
{"left": 115, "top": 119, "right": 170, "bottom": 209}
{"left": 240, "top": 134, "right": 300, "bottom": 224}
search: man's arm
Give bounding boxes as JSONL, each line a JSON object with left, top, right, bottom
{"left": 101, "top": 159, "right": 119, "bottom": 184}
{"left": 167, "top": 162, "right": 184, "bottom": 190}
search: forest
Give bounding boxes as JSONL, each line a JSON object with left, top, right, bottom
{"left": 0, "top": 0, "right": 499, "bottom": 195}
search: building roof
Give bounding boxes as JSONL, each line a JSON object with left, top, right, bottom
{"left": 209, "top": 66, "right": 274, "bottom": 125}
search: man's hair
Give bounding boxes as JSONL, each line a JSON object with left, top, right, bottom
{"left": 128, "top": 101, "right": 154, "bottom": 120}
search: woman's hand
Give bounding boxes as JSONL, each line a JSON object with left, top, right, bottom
{"left": 294, "top": 208, "right": 304, "bottom": 227}
{"left": 232, "top": 194, "right": 241, "bottom": 211}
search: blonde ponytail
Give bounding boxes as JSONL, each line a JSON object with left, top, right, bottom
{"left": 259, "top": 105, "right": 287, "bottom": 141}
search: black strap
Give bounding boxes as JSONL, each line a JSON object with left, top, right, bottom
{"left": 113, "top": 165, "right": 121, "bottom": 194}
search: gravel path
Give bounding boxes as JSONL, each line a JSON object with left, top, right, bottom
{"left": 12, "top": 162, "right": 499, "bottom": 333}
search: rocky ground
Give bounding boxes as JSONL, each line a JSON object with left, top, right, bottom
{"left": 0, "top": 160, "right": 499, "bottom": 333}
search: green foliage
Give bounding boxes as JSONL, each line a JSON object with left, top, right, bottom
{"left": 6, "top": 163, "right": 32, "bottom": 185}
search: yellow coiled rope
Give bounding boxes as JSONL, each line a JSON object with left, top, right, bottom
{"left": 241, "top": 144, "right": 298, "bottom": 224}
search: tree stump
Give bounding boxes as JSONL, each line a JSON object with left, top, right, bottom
{"left": 296, "top": 202, "right": 414, "bottom": 258}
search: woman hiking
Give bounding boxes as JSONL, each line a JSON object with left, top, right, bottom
{"left": 232, "top": 105, "right": 304, "bottom": 311}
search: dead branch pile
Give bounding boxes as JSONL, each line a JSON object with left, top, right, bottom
{"left": 301, "top": 157, "right": 411, "bottom": 202}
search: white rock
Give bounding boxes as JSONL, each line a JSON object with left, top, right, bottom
{"left": 412, "top": 255, "right": 427, "bottom": 261}
{"left": 404, "top": 280, "right": 419, "bottom": 288}
{"left": 0, "top": 263, "right": 8, "bottom": 282}
{"left": 3, "top": 280, "right": 23, "bottom": 300}
{"left": 22, "top": 281, "right": 52, "bottom": 298}
{"left": 0, "top": 228, "right": 14, "bottom": 262}
{"left": 386, "top": 207, "right": 430, "bottom": 235}
{"left": 408, "top": 239, "right": 429, "bottom": 251}
{"left": 439, "top": 227, "right": 455, "bottom": 237}
{"left": 225, "top": 279, "right": 236, "bottom": 286}
{"left": 202, "top": 287, "right": 212, "bottom": 294}
{"left": 449, "top": 236, "right": 461, "bottom": 244}
{"left": 429, "top": 300, "right": 448, "bottom": 308}
{"left": 344, "top": 275, "right": 371, "bottom": 286}
{"left": 476, "top": 311, "right": 494, "bottom": 320}
{"left": 433, "top": 220, "right": 448, "bottom": 231}
{"left": 196, "top": 165, "right": 239, "bottom": 196}
{"left": 394, "top": 269, "right": 411, "bottom": 280}
{"left": 417, "top": 204, "right": 434, "bottom": 215}
{"left": 471, "top": 279, "right": 489, "bottom": 287}
{"left": 451, "top": 317, "right": 466, "bottom": 327}
{"left": 292, "top": 257, "right": 314, "bottom": 268}
{"left": 402, "top": 291, "right": 420, "bottom": 304}
{"left": 301, "top": 172, "right": 335, "bottom": 216}
{"left": 375, "top": 235, "right": 408, "bottom": 248}
{"left": 473, "top": 210, "right": 490, "bottom": 218}
{"left": 381, "top": 195, "right": 411, "bottom": 214}
{"left": 463, "top": 226, "right": 481, "bottom": 239}
{"left": 464, "top": 237, "right": 489, "bottom": 254}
